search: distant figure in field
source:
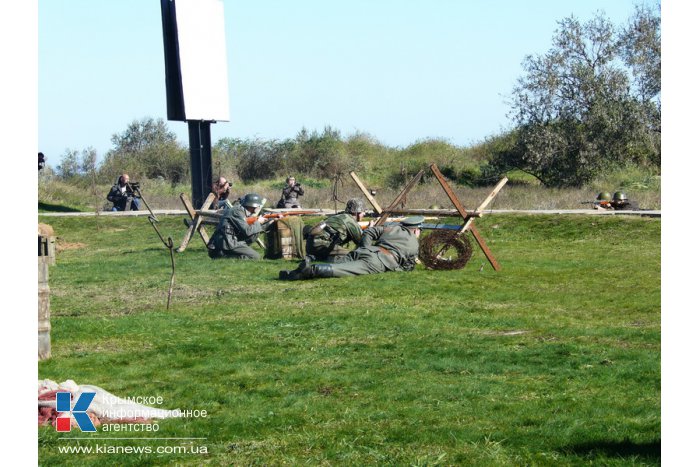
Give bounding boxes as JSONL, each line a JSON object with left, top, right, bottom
{"left": 277, "top": 176, "right": 304, "bottom": 208}
{"left": 610, "top": 191, "right": 639, "bottom": 210}
{"left": 107, "top": 174, "right": 140, "bottom": 211}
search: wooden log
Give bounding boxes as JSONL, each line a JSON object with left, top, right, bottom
{"left": 470, "top": 225, "right": 501, "bottom": 271}
{"left": 349, "top": 171, "right": 383, "bottom": 215}
{"left": 177, "top": 193, "right": 215, "bottom": 252}
{"left": 38, "top": 257, "right": 51, "bottom": 360}
{"left": 430, "top": 164, "right": 469, "bottom": 219}
{"left": 379, "top": 208, "right": 481, "bottom": 217}
{"left": 460, "top": 176, "right": 508, "bottom": 233}
{"left": 376, "top": 170, "right": 424, "bottom": 225}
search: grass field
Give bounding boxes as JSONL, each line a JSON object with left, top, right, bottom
{"left": 37, "top": 213, "right": 660, "bottom": 465}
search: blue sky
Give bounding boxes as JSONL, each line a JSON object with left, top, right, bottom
{"left": 38, "top": 0, "right": 647, "bottom": 162}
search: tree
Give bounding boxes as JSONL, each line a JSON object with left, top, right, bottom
{"left": 619, "top": 3, "right": 661, "bottom": 166}
{"left": 493, "top": 7, "right": 660, "bottom": 187}
{"left": 290, "top": 126, "right": 363, "bottom": 179}
{"left": 56, "top": 149, "right": 81, "bottom": 180}
{"left": 233, "top": 138, "right": 291, "bottom": 183}
{"left": 620, "top": 3, "right": 661, "bottom": 103}
{"left": 99, "top": 117, "right": 189, "bottom": 183}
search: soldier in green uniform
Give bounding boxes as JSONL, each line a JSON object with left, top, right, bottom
{"left": 305, "top": 198, "right": 366, "bottom": 262}
{"left": 207, "top": 193, "right": 273, "bottom": 260}
{"left": 610, "top": 191, "right": 639, "bottom": 210}
{"left": 279, "top": 216, "right": 423, "bottom": 280}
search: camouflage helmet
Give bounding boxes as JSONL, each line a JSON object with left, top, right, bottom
{"left": 612, "top": 191, "right": 628, "bottom": 202}
{"left": 241, "top": 193, "right": 263, "bottom": 209}
{"left": 345, "top": 198, "right": 364, "bottom": 214}
{"left": 596, "top": 192, "right": 612, "bottom": 201}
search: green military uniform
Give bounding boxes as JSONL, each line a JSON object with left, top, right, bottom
{"left": 279, "top": 216, "right": 423, "bottom": 280}
{"left": 306, "top": 213, "right": 364, "bottom": 261}
{"left": 329, "top": 224, "right": 419, "bottom": 276}
{"left": 207, "top": 201, "right": 263, "bottom": 259}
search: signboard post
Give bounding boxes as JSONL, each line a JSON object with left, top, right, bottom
{"left": 160, "top": 0, "right": 230, "bottom": 207}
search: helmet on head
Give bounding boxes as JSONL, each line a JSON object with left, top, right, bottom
{"left": 401, "top": 216, "right": 424, "bottom": 228}
{"left": 345, "top": 198, "right": 364, "bottom": 214}
{"left": 241, "top": 193, "right": 263, "bottom": 209}
{"left": 612, "top": 192, "right": 628, "bottom": 202}
{"left": 596, "top": 192, "right": 612, "bottom": 201}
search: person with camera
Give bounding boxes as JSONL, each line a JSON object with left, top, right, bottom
{"left": 207, "top": 193, "right": 274, "bottom": 260}
{"left": 212, "top": 176, "right": 233, "bottom": 209}
{"left": 277, "top": 176, "right": 304, "bottom": 208}
{"left": 107, "top": 173, "right": 140, "bottom": 211}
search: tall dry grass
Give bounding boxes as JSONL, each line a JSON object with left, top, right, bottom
{"left": 39, "top": 174, "right": 661, "bottom": 212}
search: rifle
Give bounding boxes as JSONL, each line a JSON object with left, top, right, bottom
{"left": 246, "top": 210, "right": 320, "bottom": 225}
{"left": 357, "top": 217, "right": 438, "bottom": 229}
{"left": 580, "top": 200, "right": 613, "bottom": 210}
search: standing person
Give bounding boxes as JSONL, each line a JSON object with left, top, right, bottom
{"left": 107, "top": 174, "right": 140, "bottom": 211}
{"left": 207, "top": 193, "right": 273, "bottom": 260}
{"left": 305, "top": 198, "right": 366, "bottom": 261}
{"left": 212, "top": 176, "right": 233, "bottom": 209}
{"left": 279, "top": 216, "right": 423, "bottom": 280}
{"left": 277, "top": 176, "right": 304, "bottom": 208}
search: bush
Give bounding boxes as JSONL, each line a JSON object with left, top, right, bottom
{"left": 99, "top": 117, "right": 190, "bottom": 184}
{"left": 234, "top": 138, "right": 293, "bottom": 183}
{"left": 287, "top": 126, "right": 365, "bottom": 180}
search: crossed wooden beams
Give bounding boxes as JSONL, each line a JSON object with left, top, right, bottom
{"left": 177, "top": 194, "right": 269, "bottom": 253}
{"left": 177, "top": 193, "right": 216, "bottom": 253}
{"left": 350, "top": 164, "right": 507, "bottom": 271}
{"left": 178, "top": 166, "right": 506, "bottom": 269}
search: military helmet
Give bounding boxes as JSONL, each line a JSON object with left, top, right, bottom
{"left": 596, "top": 192, "right": 612, "bottom": 201}
{"left": 241, "top": 193, "right": 263, "bottom": 208}
{"left": 612, "top": 191, "right": 628, "bottom": 202}
{"left": 345, "top": 198, "right": 364, "bottom": 214}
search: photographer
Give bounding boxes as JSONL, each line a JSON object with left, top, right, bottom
{"left": 277, "top": 176, "right": 304, "bottom": 208}
{"left": 107, "top": 173, "right": 140, "bottom": 211}
{"left": 212, "top": 176, "right": 233, "bottom": 209}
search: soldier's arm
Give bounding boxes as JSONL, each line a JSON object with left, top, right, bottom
{"left": 347, "top": 221, "right": 364, "bottom": 245}
{"left": 231, "top": 209, "right": 263, "bottom": 240}
{"left": 359, "top": 226, "right": 384, "bottom": 248}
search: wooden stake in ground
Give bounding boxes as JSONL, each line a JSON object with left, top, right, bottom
{"left": 178, "top": 193, "right": 216, "bottom": 252}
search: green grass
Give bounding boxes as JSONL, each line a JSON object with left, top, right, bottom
{"left": 38, "top": 213, "right": 660, "bottom": 465}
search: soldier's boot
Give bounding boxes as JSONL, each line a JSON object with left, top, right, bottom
{"left": 310, "top": 263, "right": 335, "bottom": 278}
{"left": 279, "top": 256, "right": 315, "bottom": 281}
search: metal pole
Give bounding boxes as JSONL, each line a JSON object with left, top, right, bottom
{"left": 187, "top": 120, "right": 213, "bottom": 208}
